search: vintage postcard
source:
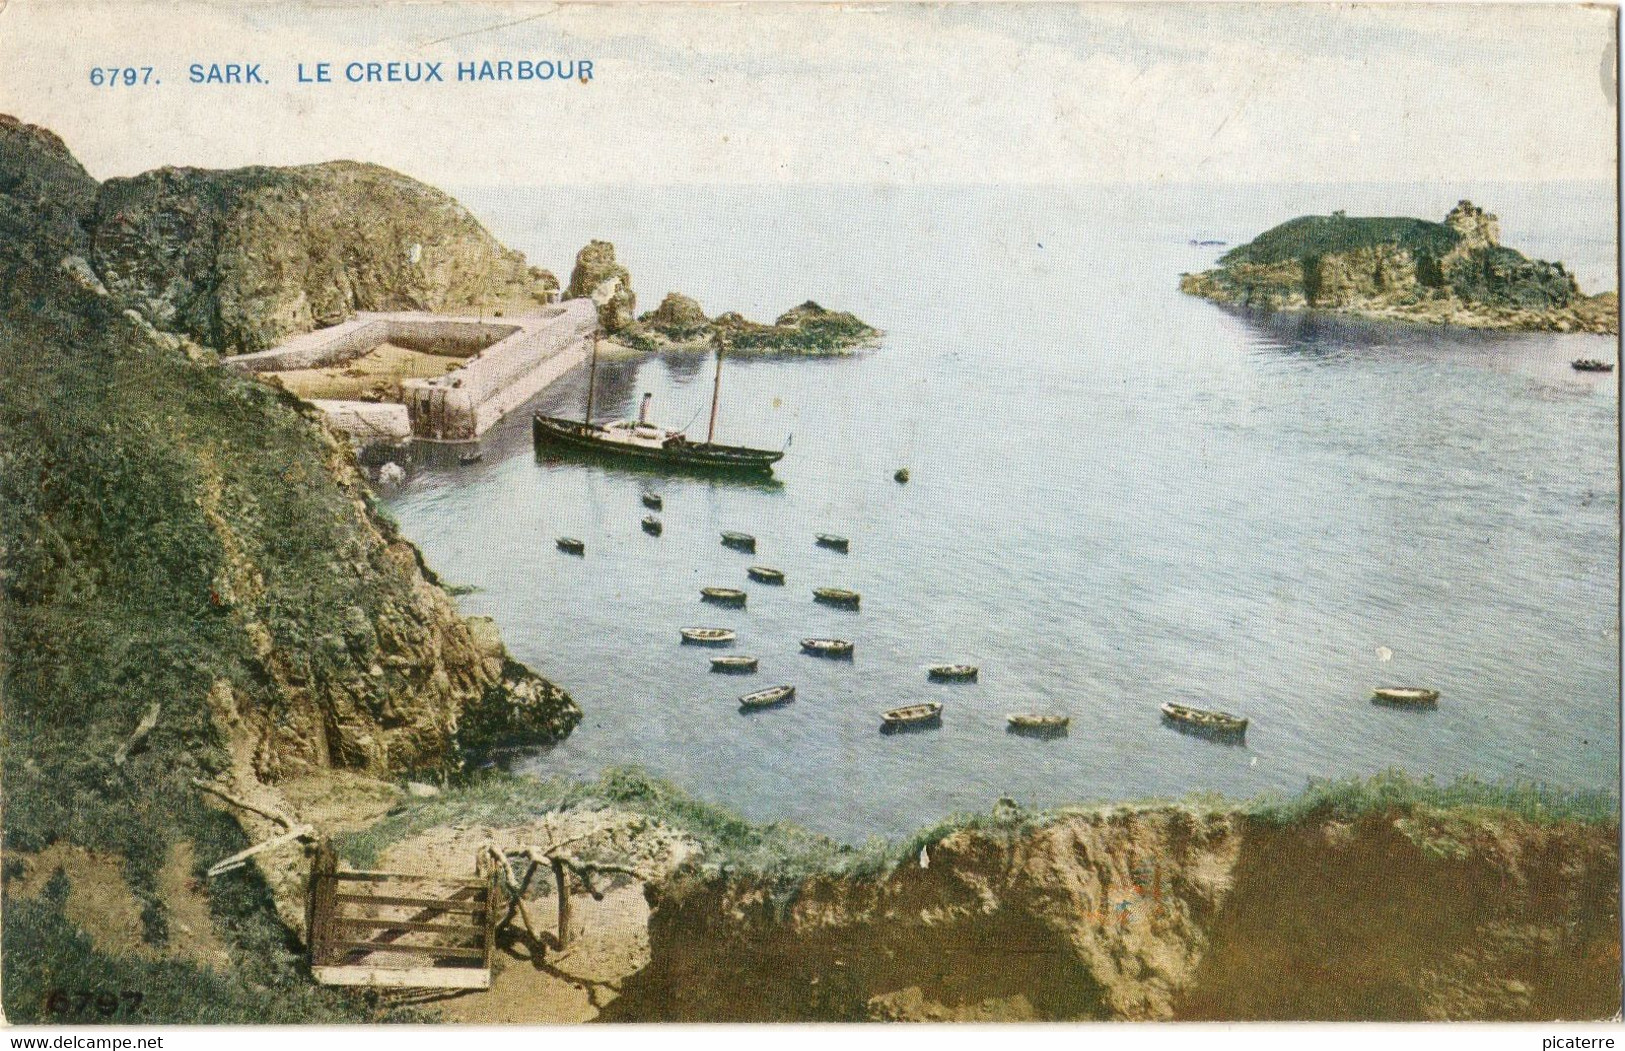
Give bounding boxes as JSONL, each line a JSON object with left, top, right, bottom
{"left": 0, "top": 0, "right": 1618, "bottom": 1030}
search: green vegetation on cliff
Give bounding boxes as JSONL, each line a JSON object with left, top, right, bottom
{"left": 1182, "top": 200, "right": 1617, "bottom": 334}
{"left": 0, "top": 114, "right": 576, "bottom": 1023}
{"left": 92, "top": 161, "right": 558, "bottom": 353}
{"left": 1218, "top": 213, "right": 1461, "bottom": 268}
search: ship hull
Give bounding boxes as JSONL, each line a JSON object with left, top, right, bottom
{"left": 533, "top": 415, "right": 783, "bottom": 474}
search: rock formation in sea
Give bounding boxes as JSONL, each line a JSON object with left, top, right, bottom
{"left": 566, "top": 238, "right": 637, "bottom": 333}
{"left": 621, "top": 292, "right": 879, "bottom": 355}
{"left": 89, "top": 160, "right": 559, "bottom": 353}
{"left": 1180, "top": 201, "right": 1618, "bottom": 335}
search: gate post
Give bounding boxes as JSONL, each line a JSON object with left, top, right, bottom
{"left": 307, "top": 839, "right": 338, "bottom": 968}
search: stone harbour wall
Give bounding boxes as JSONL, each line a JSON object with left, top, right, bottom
{"left": 224, "top": 302, "right": 597, "bottom": 441}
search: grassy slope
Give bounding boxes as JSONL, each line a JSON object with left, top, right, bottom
{"left": 0, "top": 123, "right": 446, "bottom": 1022}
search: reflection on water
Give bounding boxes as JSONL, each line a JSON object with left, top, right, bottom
{"left": 384, "top": 183, "right": 1619, "bottom": 843}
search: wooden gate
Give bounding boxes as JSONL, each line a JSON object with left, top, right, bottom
{"left": 307, "top": 843, "right": 498, "bottom": 990}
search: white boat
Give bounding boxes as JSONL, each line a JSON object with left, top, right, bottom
{"left": 813, "top": 587, "right": 860, "bottom": 608}
{"left": 702, "top": 587, "right": 747, "bottom": 607}
{"left": 710, "top": 655, "right": 759, "bottom": 674}
{"left": 738, "top": 684, "right": 795, "bottom": 710}
{"left": 881, "top": 702, "right": 942, "bottom": 728}
{"left": 680, "top": 627, "right": 736, "bottom": 646}
{"left": 801, "top": 638, "right": 854, "bottom": 658}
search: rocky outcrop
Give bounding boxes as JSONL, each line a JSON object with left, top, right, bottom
{"left": 1181, "top": 201, "right": 1618, "bottom": 335}
{"left": 605, "top": 806, "right": 1620, "bottom": 1022}
{"left": 558, "top": 239, "right": 877, "bottom": 352}
{"left": 88, "top": 161, "right": 559, "bottom": 353}
{"left": 620, "top": 295, "right": 879, "bottom": 355}
{"left": 1, "top": 115, "right": 580, "bottom": 973}
{"left": 566, "top": 239, "right": 636, "bottom": 333}
{"left": 642, "top": 291, "right": 711, "bottom": 338}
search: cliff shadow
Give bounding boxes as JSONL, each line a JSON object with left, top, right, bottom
{"left": 1171, "top": 813, "right": 1622, "bottom": 1021}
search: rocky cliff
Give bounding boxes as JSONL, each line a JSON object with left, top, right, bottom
{"left": 89, "top": 160, "right": 558, "bottom": 353}
{"left": 604, "top": 800, "right": 1620, "bottom": 1022}
{"left": 1181, "top": 201, "right": 1618, "bottom": 335}
{"left": 1, "top": 113, "right": 579, "bottom": 1017}
{"left": 566, "top": 239, "right": 637, "bottom": 333}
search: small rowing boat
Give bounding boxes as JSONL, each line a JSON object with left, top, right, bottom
{"left": 1372, "top": 686, "right": 1440, "bottom": 707}
{"left": 1572, "top": 359, "right": 1614, "bottom": 373}
{"left": 642, "top": 515, "right": 663, "bottom": 536}
{"left": 1007, "top": 713, "right": 1069, "bottom": 736}
{"left": 458, "top": 450, "right": 483, "bottom": 465}
{"left": 722, "top": 531, "right": 757, "bottom": 552}
{"left": 894, "top": 468, "right": 910, "bottom": 484}
{"left": 881, "top": 702, "right": 942, "bottom": 728}
{"left": 1160, "top": 702, "right": 1247, "bottom": 739}
{"left": 680, "top": 627, "right": 736, "bottom": 646}
{"left": 702, "top": 586, "right": 747, "bottom": 607}
{"left": 928, "top": 664, "right": 978, "bottom": 682}
{"left": 801, "top": 637, "right": 854, "bottom": 658}
{"left": 747, "top": 566, "right": 786, "bottom": 585}
{"left": 556, "top": 537, "right": 585, "bottom": 556}
{"left": 642, "top": 491, "right": 663, "bottom": 510}
{"left": 815, "top": 533, "right": 850, "bottom": 552}
{"left": 739, "top": 684, "right": 795, "bottom": 710}
{"left": 710, "top": 655, "right": 759, "bottom": 674}
{"left": 813, "top": 587, "right": 861, "bottom": 608}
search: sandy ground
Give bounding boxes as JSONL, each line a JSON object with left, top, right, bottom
{"left": 370, "top": 809, "right": 698, "bottom": 1023}
{"left": 269, "top": 342, "right": 465, "bottom": 402}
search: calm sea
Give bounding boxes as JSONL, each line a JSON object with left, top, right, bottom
{"left": 382, "top": 182, "right": 1620, "bottom": 842}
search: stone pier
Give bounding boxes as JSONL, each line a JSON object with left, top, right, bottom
{"left": 224, "top": 301, "right": 597, "bottom": 441}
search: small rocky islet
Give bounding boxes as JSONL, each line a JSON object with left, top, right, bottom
{"left": 1180, "top": 200, "right": 1618, "bottom": 335}
{"left": 564, "top": 237, "right": 878, "bottom": 355}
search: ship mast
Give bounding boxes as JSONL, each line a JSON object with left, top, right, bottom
{"left": 706, "top": 332, "right": 725, "bottom": 443}
{"left": 583, "top": 330, "right": 600, "bottom": 425}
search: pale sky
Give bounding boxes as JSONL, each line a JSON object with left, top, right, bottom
{"left": 0, "top": 1, "right": 1616, "bottom": 187}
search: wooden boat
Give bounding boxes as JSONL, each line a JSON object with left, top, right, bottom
{"left": 738, "top": 684, "right": 795, "bottom": 710}
{"left": 680, "top": 627, "right": 736, "bottom": 646}
{"left": 813, "top": 587, "right": 861, "bottom": 608}
{"left": 533, "top": 333, "right": 784, "bottom": 475}
{"left": 556, "top": 537, "right": 585, "bottom": 556}
{"left": 721, "top": 531, "right": 757, "bottom": 552}
{"left": 815, "top": 533, "right": 850, "bottom": 552}
{"left": 1572, "top": 359, "right": 1615, "bottom": 373}
{"left": 928, "top": 664, "right": 979, "bottom": 682}
{"left": 457, "top": 450, "right": 483, "bottom": 465}
{"left": 894, "top": 467, "right": 910, "bottom": 484}
{"left": 1007, "top": 713, "right": 1069, "bottom": 732}
{"left": 881, "top": 702, "right": 942, "bottom": 728}
{"left": 710, "top": 655, "right": 759, "bottom": 674}
{"left": 701, "top": 586, "right": 747, "bottom": 607}
{"left": 1160, "top": 702, "right": 1247, "bottom": 739}
{"left": 642, "top": 515, "right": 663, "bottom": 536}
{"left": 747, "top": 566, "right": 786, "bottom": 585}
{"left": 1372, "top": 686, "right": 1440, "bottom": 707}
{"left": 642, "top": 491, "right": 663, "bottom": 510}
{"left": 800, "top": 637, "right": 854, "bottom": 658}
